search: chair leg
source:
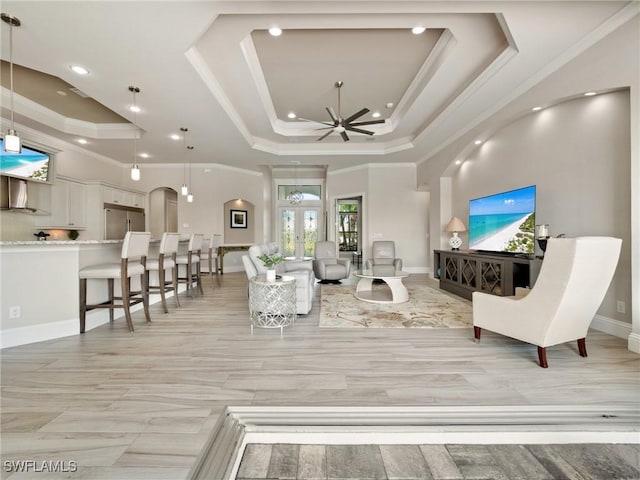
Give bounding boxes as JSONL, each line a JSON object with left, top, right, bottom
{"left": 108, "top": 278, "right": 115, "bottom": 323}
{"left": 121, "top": 276, "right": 134, "bottom": 332}
{"left": 577, "top": 338, "right": 588, "bottom": 357}
{"left": 141, "top": 272, "right": 151, "bottom": 323}
{"left": 172, "top": 265, "right": 181, "bottom": 308}
{"left": 537, "top": 346, "right": 549, "bottom": 368}
{"left": 187, "top": 263, "right": 194, "bottom": 299}
{"left": 208, "top": 256, "right": 213, "bottom": 278}
{"left": 474, "top": 326, "right": 481, "bottom": 343}
{"left": 79, "top": 278, "right": 87, "bottom": 334}
{"left": 196, "top": 262, "right": 204, "bottom": 295}
{"left": 158, "top": 267, "right": 168, "bottom": 313}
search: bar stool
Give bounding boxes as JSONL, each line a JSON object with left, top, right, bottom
{"left": 176, "top": 233, "right": 204, "bottom": 299}
{"left": 200, "top": 234, "right": 222, "bottom": 284}
{"left": 79, "top": 232, "right": 151, "bottom": 333}
{"left": 145, "top": 232, "right": 181, "bottom": 313}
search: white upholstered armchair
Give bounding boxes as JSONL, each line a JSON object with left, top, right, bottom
{"left": 473, "top": 237, "right": 622, "bottom": 368}
{"left": 242, "top": 243, "right": 315, "bottom": 315}
{"left": 313, "top": 241, "right": 351, "bottom": 283}
{"left": 365, "top": 241, "right": 402, "bottom": 270}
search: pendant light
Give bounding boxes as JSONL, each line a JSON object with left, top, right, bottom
{"left": 1, "top": 14, "right": 22, "bottom": 153}
{"left": 288, "top": 162, "right": 303, "bottom": 205}
{"left": 186, "top": 145, "right": 194, "bottom": 203}
{"left": 128, "top": 86, "right": 141, "bottom": 181}
{"left": 180, "top": 127, "right": 189, "bottom": 196}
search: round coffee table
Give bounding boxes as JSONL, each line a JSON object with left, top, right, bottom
{"left": 354, "top": 267, "right": 410, "bottom": 304}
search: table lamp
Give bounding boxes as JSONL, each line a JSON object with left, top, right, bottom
{"left": 445, "top": 216, "right": 466, "bottom": 250}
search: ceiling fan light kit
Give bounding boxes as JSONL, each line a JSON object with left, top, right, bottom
{"left": 303, "top": 81, "right": 385, "bottom": 142}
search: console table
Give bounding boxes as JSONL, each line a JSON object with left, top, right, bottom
{"left": 217, "top": 244, "right": 251, "bottom": 274}
{"left": 434, "top": 250, "right": 541, "bottom": 300}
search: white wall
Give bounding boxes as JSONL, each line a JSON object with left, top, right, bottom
{"left": 327, "top": 164, "right": 429, "bottom": 272}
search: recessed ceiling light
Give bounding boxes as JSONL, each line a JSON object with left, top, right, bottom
{"left": 455, "top": 160, "right": 462, "bottom": 165}
{"left": 70, "top": 65, "right": 89, "bottom": 75}
{"left": 139, "top": 153, "right": 150, "bottom": 158}
{"left": 372, "top": 111, "right": 381, "bottom": 118}
{"left": 56, "top": 90, "right": 67, "bottom": 96}
{"left": 584, "top": 91, "right": 597, "bottom": 96}
{"left": 269, "top": 27, "right": 282, "bottom": 37}
{"left": 170, "top": 134, "right": 181, "bottom": 140}
{"left": 77, "top": 138, "right": 88, "bottom": 144}
{"left": 532, "top": 106, "right": 543, "bottom": 111}
{"left": 129, "top": 105, "right": 141, "bottom": 113}
{"left": 474, "top": 140, "right": 482, "bottom": 145}
{"left": 411, "top": 26, "right": 426, "bottom": 35}
{"left": 287, "top": 112, "right": 296, "bottom": 119}
{"left": 385, "top": 102, "right": 394, "bottom": 109}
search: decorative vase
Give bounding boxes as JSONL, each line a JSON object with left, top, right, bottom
{"left": 266, "top": 269, "right": 277, "bottom": 282}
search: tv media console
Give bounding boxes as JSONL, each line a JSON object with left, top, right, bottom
{"left": 434, "top": 250, "right": 542, "bottom": 300}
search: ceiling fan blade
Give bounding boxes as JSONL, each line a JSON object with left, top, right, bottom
{"left": 345, "top": 126, "right": 375, "bottom": 136}
{"left": 317, "top": 129, "right": 334, "bottom": 141}
{"left": 348, "top": 119, "right": 385, "bottom": 127}
{"left": 340, "top": 131, "right": 350, "bottom": 142}
{"left": 343, "top": 107, "right": 369, "bottom": 124}
{"left": 326, "top": 107, "right": 339, "bottom": 123}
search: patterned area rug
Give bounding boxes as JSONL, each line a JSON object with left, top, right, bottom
{"left": 319, "top": 284, "right": 473, "bottom": 328}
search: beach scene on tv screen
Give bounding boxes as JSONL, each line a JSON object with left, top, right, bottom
{"left": 469, "top": 185, "right": 536, "bottom": 254}
{"left": 0, "top": 140, "right": 50, "bottom": 182}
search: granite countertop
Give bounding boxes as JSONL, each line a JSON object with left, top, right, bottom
{"left": 0, "top": 240, "right": 122, "bottom": 246}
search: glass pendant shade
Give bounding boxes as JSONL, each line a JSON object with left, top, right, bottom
{"left": 4, "top": 130, "right": 21, "bottom": 153}
{"left": 288, "top": 189, "right": 303, "bottom": 204}
{"left": 181, "top": 184, "right": 188, "bottom": 196}
{"left": 187, "top": 193, "right": 194, "bottom": 203}
{"left": 130, "top": 164, "right": 140, "bottom": 181}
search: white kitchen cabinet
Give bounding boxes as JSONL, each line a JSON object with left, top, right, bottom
{"left": 36, "top": 178, "right": 87, "bottom": 229}
{"left": 102, "top": 185, "right": 144, "bottom": 208}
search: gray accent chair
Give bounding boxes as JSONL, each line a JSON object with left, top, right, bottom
{"left": 365, "top": 240, "right": 402, "bottom": 270}
{"left": 313, "top": 241, "right": 351, "bottom": 283}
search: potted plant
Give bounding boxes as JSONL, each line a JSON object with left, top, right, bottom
{"left": 258, "top": 253, "right": 284, "bottom": 281}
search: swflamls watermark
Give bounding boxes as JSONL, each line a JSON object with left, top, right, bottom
{"left": 3, "top": 459, "right": 78, "bottom": 473}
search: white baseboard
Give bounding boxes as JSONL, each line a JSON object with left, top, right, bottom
{"left": 591, "top": 314, "right": 633, "bottom": 339}
{"left": 628, "top": 332, "right": 640, "bottom": 354}
{"left": 1, "top": 287, "right": 187, "bottom": 349}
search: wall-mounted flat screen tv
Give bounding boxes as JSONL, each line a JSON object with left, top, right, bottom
{"left": 0, "top": 139, "right": 51, "bottom": 183}
{"left": 468, "top": 185, "right": 536, "bottom": 255}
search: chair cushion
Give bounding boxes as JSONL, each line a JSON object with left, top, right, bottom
{"left": 79, "top": 262, "right": 145, "bottom": 279}
{"left": 147, "top": 258, "right": 175, "bottom": 271}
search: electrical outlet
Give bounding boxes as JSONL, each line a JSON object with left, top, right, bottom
{"left": 9, "top": 306, "right": 20, "bottom": 319}
{"left": 616, "top": 301, "right": 626, "bottom": 314}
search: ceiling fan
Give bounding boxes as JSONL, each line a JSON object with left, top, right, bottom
{"left": 300, "top": 81, "right": 385, "bottom": 142}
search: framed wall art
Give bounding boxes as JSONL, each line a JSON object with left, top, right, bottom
{"left": 230, "top": 209, "right": 248, "bottom": 228}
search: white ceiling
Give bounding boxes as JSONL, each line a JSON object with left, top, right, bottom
{"left": 0, "top": 1, "right": 635, "bottom": 172}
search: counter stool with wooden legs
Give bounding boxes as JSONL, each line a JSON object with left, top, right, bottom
{"left": 79, "top": 232, "right": 151, "bottom": 333}
{"left": 200, "top": 234, "right": 222, "bottom": 286}
{"left": 176, "top": 233, "right": 204, "bottom": 299}
{"left": 145, "top": 232, "right": 181, "bottom": 313}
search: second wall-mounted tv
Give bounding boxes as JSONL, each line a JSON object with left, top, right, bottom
{"left": 0, "top": 139, "right": 52, "bottom": 183}
{"left": 468, "top": 185, "right": 536, "bottom": 255}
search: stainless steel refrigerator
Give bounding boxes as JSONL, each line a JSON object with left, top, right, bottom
{"left": 104, "top": 203, "right": 146, "bottom": 240}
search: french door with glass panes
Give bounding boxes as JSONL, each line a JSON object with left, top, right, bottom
{"left": 278, "top": 207, "right": 321, "bottom": 259}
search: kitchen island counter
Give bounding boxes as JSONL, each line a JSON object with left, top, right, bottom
{"left": 0, "top": 241, "right": 139, "bottom": 349}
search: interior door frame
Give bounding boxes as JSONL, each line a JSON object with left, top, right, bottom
{"left": 331, "top": 192, "right": 367, "bottom": 261}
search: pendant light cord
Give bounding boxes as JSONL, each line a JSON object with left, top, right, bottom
{"left": 8, "top": 18, "right": 15, "bottom": 129}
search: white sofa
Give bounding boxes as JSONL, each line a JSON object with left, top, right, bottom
{"left": 242, "top": 243, "right": 315, "bottom": 315}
